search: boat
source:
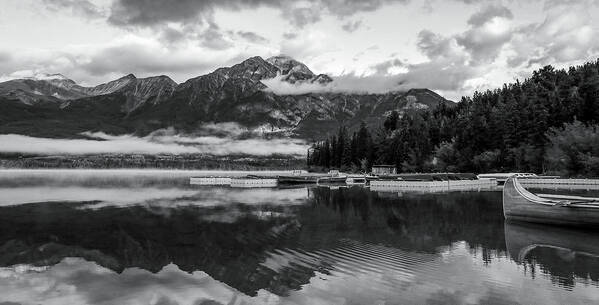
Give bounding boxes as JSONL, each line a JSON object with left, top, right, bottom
{"left": 503, "top": 177, "right": 599, "bottom": 227}
{"left": 345, "top": 176, "right": 367, "bottom": 186}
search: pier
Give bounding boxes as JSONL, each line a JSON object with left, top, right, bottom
{"left": 520, "top": 178, "right": 599, "bottom": 190}
{"left": 230, "top": 177, "right": 278, "bottom": 188}
{"left": 190, "top": 177, "right": 232, "bottom": 185}
{"left": 370, "top": 178, "right": 497, "bottom": 193}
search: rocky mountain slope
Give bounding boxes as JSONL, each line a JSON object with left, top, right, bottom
{"left": 0, "top": 73, "right": 177, "bottom": 112}
{"left": 0, "top": 56, "right": 452, "bottom": 139}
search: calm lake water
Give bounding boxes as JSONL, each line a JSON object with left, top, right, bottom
{"left": 0, "top": 170, "right": 598, "bottom": 305}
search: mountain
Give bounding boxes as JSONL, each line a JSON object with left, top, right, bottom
{"left": 0, "top": 73, "right": 177, "bottom": 112}
{"left": 0, "top": 73, "right": 87, "bottom": 105}
{"left": 0, "top": 56, "right": 453, "bottom": 140}
{"left": 75, "top": 74, "right": 177, "bottom": 112}
{"left": 266, "top": 55, "right": 315, "bottom": 83}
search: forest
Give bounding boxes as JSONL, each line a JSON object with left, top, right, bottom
{"left": 307, "top": 60, "right": 599, "bottom": 177}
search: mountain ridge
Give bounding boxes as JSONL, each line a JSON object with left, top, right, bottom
{"left": 0, "top": 56, "right": 453, "bottom": 139}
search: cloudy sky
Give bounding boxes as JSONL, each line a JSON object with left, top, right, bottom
{"left": 1, "top": 0, "right": 599, "bottom": 100}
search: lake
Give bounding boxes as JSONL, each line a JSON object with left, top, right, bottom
{"left": 0, "top": 170, "right": 598, "bottom": 305}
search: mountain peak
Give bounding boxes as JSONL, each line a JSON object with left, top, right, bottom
{"left": 239, "top": 56, "right": 268, "bottom": 66}
{"left": 121, "top": 73, "right": 136, "bottom": 80}
{"left": 266, "top": 55, "right": 314, "bottom": 78}
{"left": 24, "top": 72, "right": 70, "bottom": 81}
{"left": 226, "top": 56, "right": 279, "bottom": 82}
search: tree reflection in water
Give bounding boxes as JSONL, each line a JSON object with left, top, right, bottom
{"left": 0, "top": 185, "right": 597, "bottom": 301}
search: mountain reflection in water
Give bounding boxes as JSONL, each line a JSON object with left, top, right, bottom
{"left": 0, "top": 179, "right": 598, "bottom": 305}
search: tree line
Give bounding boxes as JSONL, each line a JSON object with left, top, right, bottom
{"left": 307, "top": 60, "right": 599, "bottom": 177}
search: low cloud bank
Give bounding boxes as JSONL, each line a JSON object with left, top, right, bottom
{"left": 261, "top": 64, "right": 473, "bottom": 96}
{"left": 261, "top": 73, "right": 407, "bottom": 95}
{"left": 0, "top": 128, "right": 308, "bottom": 157}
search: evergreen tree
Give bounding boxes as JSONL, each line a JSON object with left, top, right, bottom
{"left": 306, "top": 60, "right": 599, "bottom": 176}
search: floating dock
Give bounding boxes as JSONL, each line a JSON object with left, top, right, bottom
{"left": 370, "top": 178, "right": 497, "bottom": 193}
{"left": 230, "top": 177, "right": 278, "bottom": 188}
{"left": 190, "top": 177, "right": 232, "bottom": 185}
{"left": 190, "top": 172, "right": 329, "bottom": 188}
{"left": 520, "top": 178, "right": 599, "bottom": 190}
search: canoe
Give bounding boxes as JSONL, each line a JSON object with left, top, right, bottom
{"left": 503, "top": 177, "right": 599, "bottom": 227}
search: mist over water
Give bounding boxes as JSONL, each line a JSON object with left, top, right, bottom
{"left": 0, "top": 124, "right": 308, "bottom": 157}
{"left": 0, "top": 170, "right": 598, "bottom": 305}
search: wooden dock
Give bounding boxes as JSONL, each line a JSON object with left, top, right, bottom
{"left": 190, "top": 172, "right": 331, "bottom": 188}
{"left": 190, "top": 177, "right": 232, "bottom": 185}
{"left": 230, "top": 177, "right": 278, "bottom": 188}
{"left": 520, "top": 178, "right": 599, "bottom": 190}
{"left": 370, "top": 178, "right": 497, "bottom": 193}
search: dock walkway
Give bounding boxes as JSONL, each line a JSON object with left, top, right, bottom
{"left": 520, "top": 178, "right": 599, "bottom": 190}
{"left": 370, "top": 179, "right": 496, "bottom": 193}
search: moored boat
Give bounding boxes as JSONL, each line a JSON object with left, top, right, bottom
{"left": 503, "top": 177, "right": 599, "bottom": 227}
{"left": 345, "top": 176, "right": 367, "bottom": 186}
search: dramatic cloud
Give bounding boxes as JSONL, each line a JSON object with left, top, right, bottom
{"left": 4, "top": 0, "right": 599, "bottom": 101}
{"left": 467, "top": 4, "right": 513, "bottom": 27}
{"left": 79, "top": 37, "right": 216, "bottom": 77}
{"left": 402, "top": 2, "right": 599, "bottom": 98}
{"left": 106, "top": 0, "right": 410, "bottom": 29}
{"left": 199, "top": 24, "right": 235, "bottom": 50}
{"left": 506, "top": 7, "right": 598, "bottom": 68}
{"left": 236, "top": 31, "right": 269, "bottom": 44}
{"left": 0, "top": 34, "right": 269, "bottom": 85}
{"left": 417, "top": 30, "right": 464, "bottom": 61}
{"left": 0, "top": 128, "right": 308, "bottom": 157}
{"left": 43, "top": 0, "right": 106, "bottom": 19}
{"left": 281, "top": 4, "right": 323, "bottom": 28}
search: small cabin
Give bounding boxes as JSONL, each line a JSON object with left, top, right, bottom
{"left": 371, "top": 165, "right": 397, "bottom": 176}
